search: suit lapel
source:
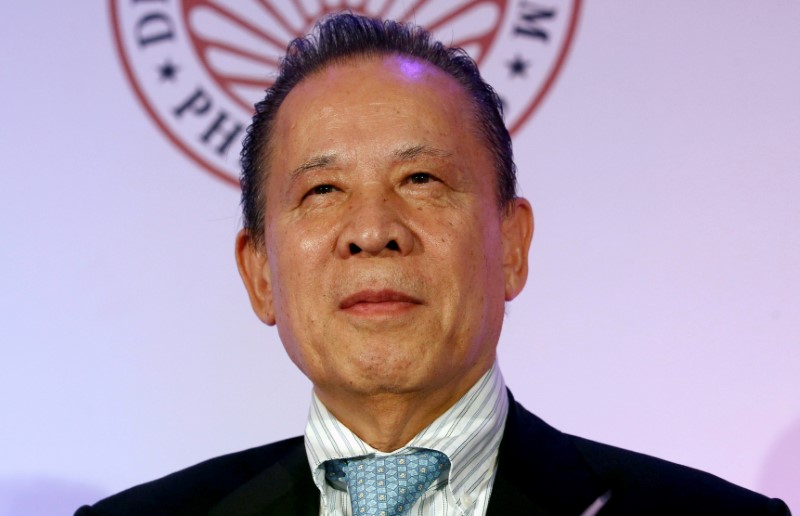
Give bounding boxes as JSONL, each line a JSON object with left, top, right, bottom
{"left": 487, "top": 391, "right": 610, "bottom": 515}
{"left": 209, "top": 440, "right": 318, "bottom": 516}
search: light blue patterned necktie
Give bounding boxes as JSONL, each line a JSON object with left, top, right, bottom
{"left": 325, "top": 450, "right": 449, "bottom": 515}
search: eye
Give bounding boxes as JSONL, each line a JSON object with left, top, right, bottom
{"left": 309, "top": 184, "right": 336, "bottom": 195}
{"left": 300, "top": 183, "right": 339, "bottom": 204}
{"left": 407, "top": 172, "right": 436, "bottom": 184}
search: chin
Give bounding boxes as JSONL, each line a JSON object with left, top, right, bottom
{"left": 347, "top": 361, "right": 430, "bottom": 395}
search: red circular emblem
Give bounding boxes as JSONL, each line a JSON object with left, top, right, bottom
{"left": 110, "top": 0, "right": 581, "bottom": 186}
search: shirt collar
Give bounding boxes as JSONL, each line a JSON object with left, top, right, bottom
{"left": 304, "top": 363, "right": 508, "bottom": 508}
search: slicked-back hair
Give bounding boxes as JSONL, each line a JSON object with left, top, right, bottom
{"left": 240, "top": 12, "right": 517, "bottom": 246}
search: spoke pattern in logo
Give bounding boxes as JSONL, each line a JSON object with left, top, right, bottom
{"left": 181, "top": 0, "right": 507, "bottom": 112}
{"left": 111, "top": 0, "right": 580, "bottom": 185}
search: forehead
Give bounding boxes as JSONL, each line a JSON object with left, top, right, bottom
{"left": 267, "top": 55, "right": 486, "bottom": 170}
{"left": 284, "top": 53, "right": 468, "bottom": 112}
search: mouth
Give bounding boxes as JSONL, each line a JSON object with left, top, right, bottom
{"left": 339, "top": 289, "right": 423, "bottom": 315}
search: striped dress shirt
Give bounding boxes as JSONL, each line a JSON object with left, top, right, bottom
{"left": 304, "top": 363, "right": 508, "bottom": 516}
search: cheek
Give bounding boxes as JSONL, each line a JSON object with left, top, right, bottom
{"left": 299, "top": 229, "right": 330, "bottom": 255}
{"left": 287, "top": 213, "right": 341, "bottom": 256}
{"left": 458, "top": 218, "right": 506, "bottom": 299}
{"left": 420, "top": 219, "right": 492, "bottom": 315}
{"left": 267, "top": 222, "right": 338, "bottom": 318}
{"left": 270, "top": 218, "right": 335, "bottom": 270}
{"left": 481, "top": 222, "right": 505, "bottom": 266}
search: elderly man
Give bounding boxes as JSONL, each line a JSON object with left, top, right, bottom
{"left": 77, "top": 13, "right": 789, "bottom": 516}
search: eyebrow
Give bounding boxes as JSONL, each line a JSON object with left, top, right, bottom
{"left": 287, "top": 144, "right": 453, "bottom": 188}
{"left": 290, "top": 154, "right": 336, "bottom": 178}
{"left": 393, "top": 144, "right": 453, "bottom": 162}
{"left": 288, "top": 153, "right": 337, "bottom": 189}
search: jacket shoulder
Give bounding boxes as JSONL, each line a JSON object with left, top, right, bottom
{"left": 503, "top": 393, "right": 790, "bottom": 515}
{"left": 569, "top": 431, "right": 790, "bottom": 514}
{"left": 75, "top": 436, "right": 306, "bottom": 516}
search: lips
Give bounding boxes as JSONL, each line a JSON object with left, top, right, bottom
{"left": 339, "top": 289, "right": 422, "bottom": 310}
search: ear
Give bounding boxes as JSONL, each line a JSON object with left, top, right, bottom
{"left": 235, "top": 229, "right": 276, "bottom": 326}
{"left": 501, "top": 198, "right": 534, "bottom": 301}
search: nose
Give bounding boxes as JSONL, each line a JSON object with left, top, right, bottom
{"left": 336, "top": 193, "right": 414, "bottom": 258}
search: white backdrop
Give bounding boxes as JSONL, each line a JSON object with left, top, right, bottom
{"left": 1, "top": 2, "right": 798, "bottom": 514}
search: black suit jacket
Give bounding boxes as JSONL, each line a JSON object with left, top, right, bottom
{"left": 76, "top": 391, "right": 790, "bottom": 515}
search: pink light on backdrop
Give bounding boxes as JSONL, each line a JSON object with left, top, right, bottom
{"left": 758, "top": 416, "right": 800, "bottom": 509}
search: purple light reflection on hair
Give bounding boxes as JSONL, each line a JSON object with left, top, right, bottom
{"left": 396, "top": 56, "right": 427, "bottom": 80}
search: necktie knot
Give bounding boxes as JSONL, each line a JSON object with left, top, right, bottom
{"left": 325, "top": 449, "right": 449, "bottom": 515}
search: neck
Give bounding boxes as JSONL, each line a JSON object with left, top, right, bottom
{"left": 314, "top": 364, "right": 492, "bottom": 452}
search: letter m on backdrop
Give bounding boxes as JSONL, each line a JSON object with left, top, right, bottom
{"left": 515, "top": 1, "right": 556, "bottom": 40}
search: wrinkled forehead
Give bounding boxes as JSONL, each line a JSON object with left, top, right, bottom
{"left": 266, "top": 54, "right": 481, "bottom": 160}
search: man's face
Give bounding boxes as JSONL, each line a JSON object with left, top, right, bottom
{"left": 237, "top": 55, "right": 532, "bottom": 409}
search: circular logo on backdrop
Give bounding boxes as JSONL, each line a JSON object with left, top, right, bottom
{"left": 110, "top": 0, "right": 581, "bottom": 186}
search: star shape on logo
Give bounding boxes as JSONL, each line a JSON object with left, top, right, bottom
{"left": 507, "top": 55, "right": 530, "bottom": 78}
{"left": 157, "top": 60, "right": 179, "bottom": 82}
